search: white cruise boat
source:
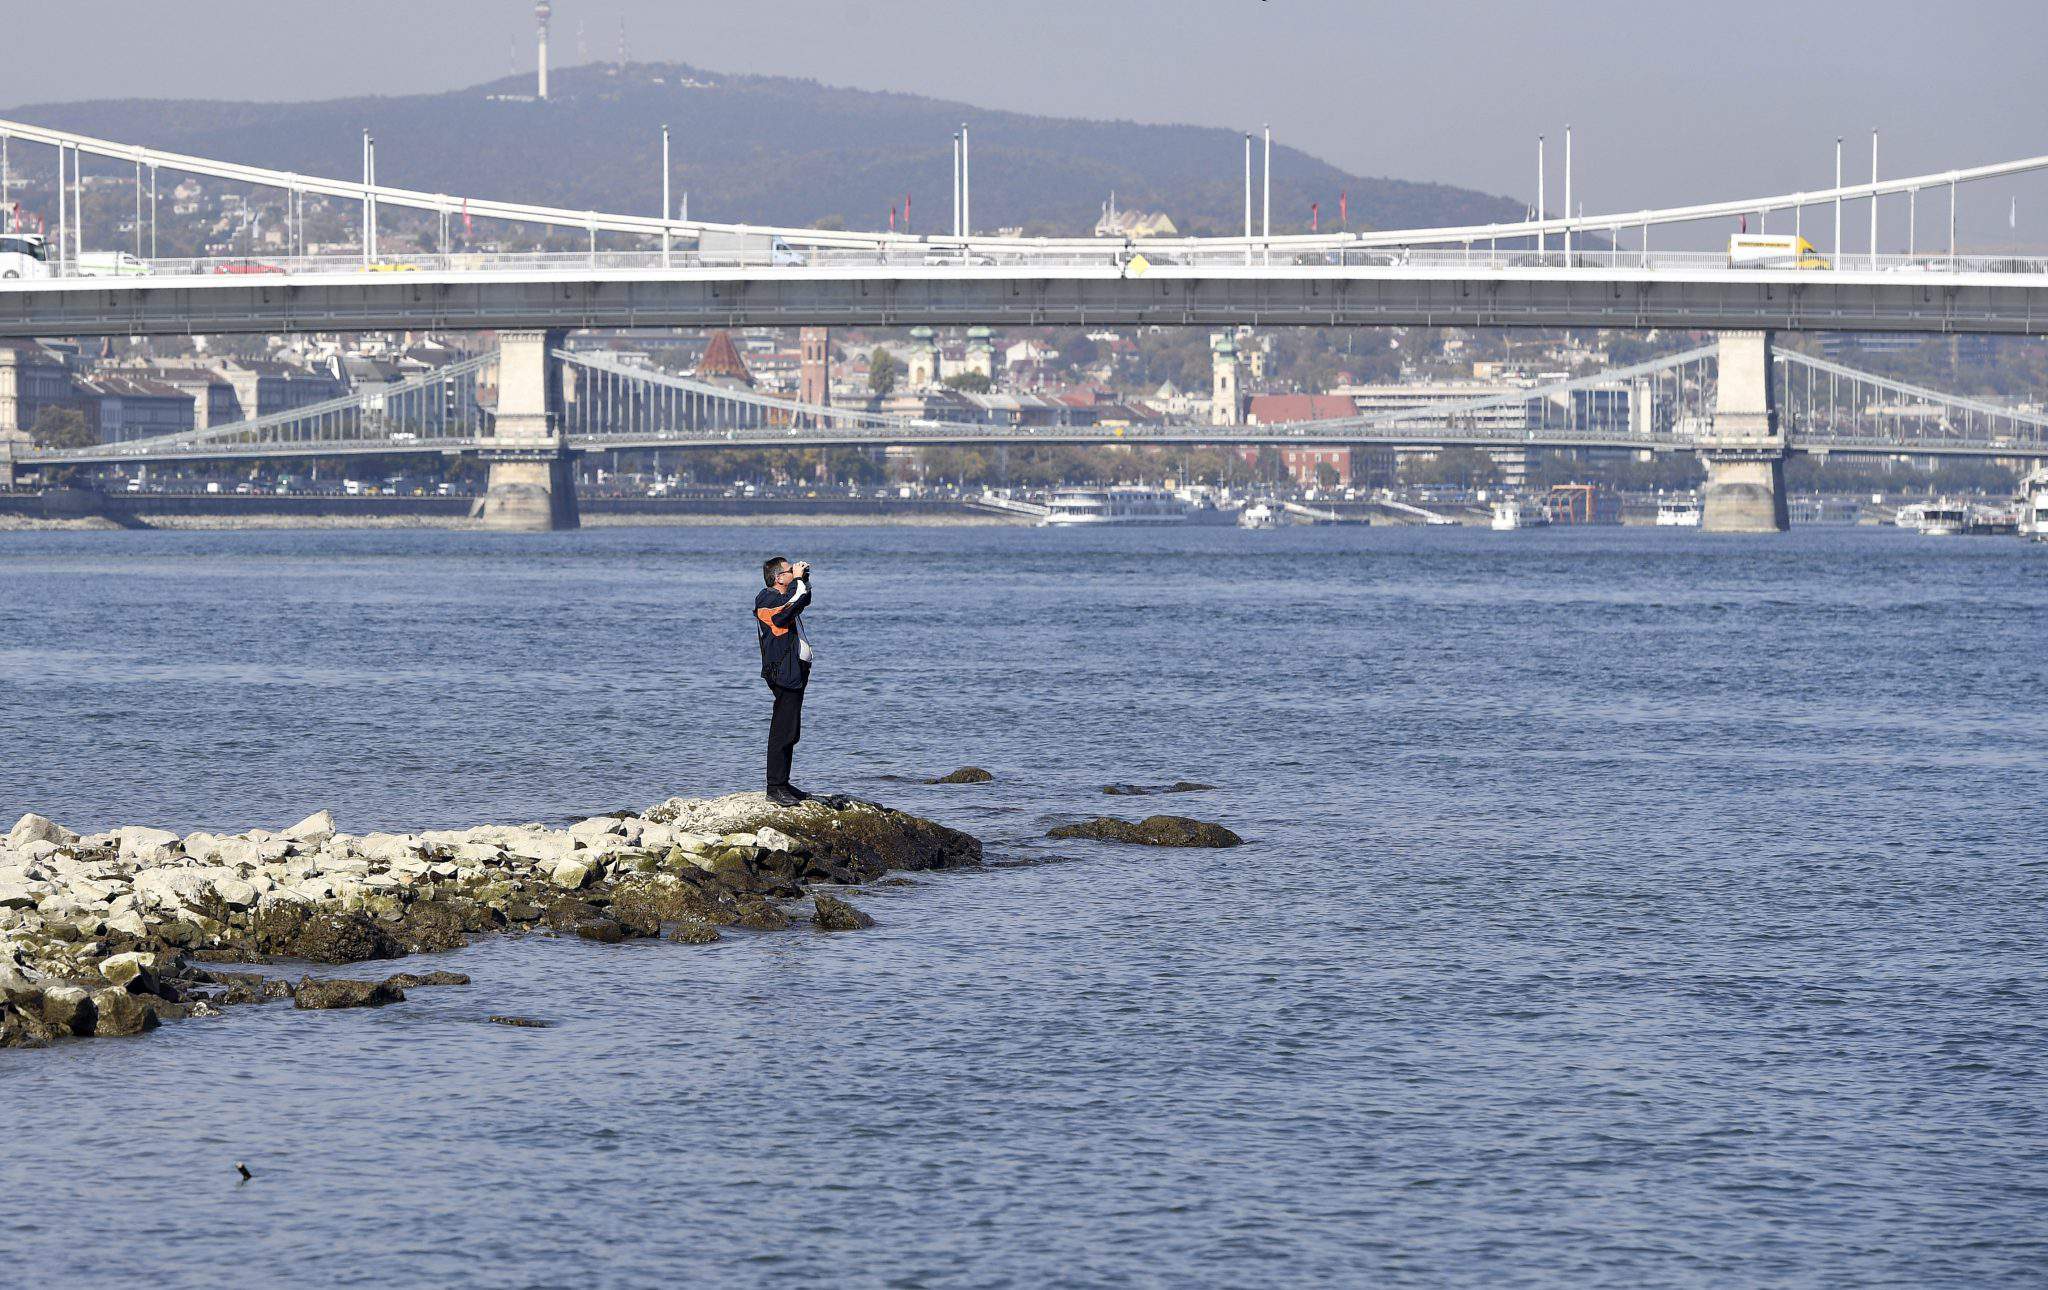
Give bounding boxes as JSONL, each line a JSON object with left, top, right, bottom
{"left": 1038, "top": 486, "right": 1189, "bottom": 526}
{"left": 2022, "top": 471, "right": 2048, "bottom": 541}
{"left": 1914, "top": 500, "right": 1968, "bottom": 536}
{"left": 1656, "top": 497, "right": 1703, "bottom": 527}
{"left": 1490, "top": 498, "right": 1549, "bottom": 530}
{"left": 1238, "top": 501, "right": 1281, "bottom": 529}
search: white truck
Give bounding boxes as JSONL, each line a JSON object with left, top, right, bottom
{"left": 1727, "top": 234, "right": 1830, "bottom": 270}
{"left": 75, "top": 251, "right": 153, "bottom": 278}
{"left": 696, "top": 230, "right": 804, "bottom": 267}
{"left": 0, "top": 232, "right": 51, "bottom": 280}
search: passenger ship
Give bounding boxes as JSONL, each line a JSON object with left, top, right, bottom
{"left": 1038, "top": 486, "right": 1191, "bottom": 526}
{"left": 1655, "top": 497, "right": 1703, "bottom": 527}
{"left": 1489, "top": 498, "right": 1549, "bottom": 530}
{"left": 2023, "top": 471, "right": 2048, "bottom": 541}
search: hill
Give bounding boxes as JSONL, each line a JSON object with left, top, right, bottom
{"left": 5, "top": 62, "right": 1522, "bottom": 238}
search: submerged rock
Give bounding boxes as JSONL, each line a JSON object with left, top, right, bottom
{"left": 927, "top": 766, "right": 994, "bottom": 784}
{"left": 488, "top": 1015, "right": 552, "bottom": 1028}
{"left": 1046, "top": 815, "right": 1243, "bottom": 848}
{"left": 382, "top": 971, "right": 471, "bottom": 989}
{"left": 1101, "top": 781, "right": 1214, "bottom": 796}
{"left": 667, "top": 918, "right": 721, "bottom": 945}
{"left": 294, "top": 977, "right": 405, "bottom": 1010}
{"left": 812, "top": 894, "right": 875, "bottom": 931}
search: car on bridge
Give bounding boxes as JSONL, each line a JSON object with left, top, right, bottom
{"left": 212, "top": 259, "right": 285, "bottom": 275}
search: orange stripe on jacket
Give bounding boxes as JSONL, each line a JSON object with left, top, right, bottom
{"left": 756, "top": 606, "right": 791, "bottom": 637}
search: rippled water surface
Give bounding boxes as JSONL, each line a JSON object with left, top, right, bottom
{"left": 3, "top": 523, "right": 2046, "bottom": 1287}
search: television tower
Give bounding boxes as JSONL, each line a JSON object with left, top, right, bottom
{"left": 535, "top": 2, "right": 552, "bottom": 100}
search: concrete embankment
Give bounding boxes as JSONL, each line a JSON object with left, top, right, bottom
{"left": 0, "top": 795, "right": 980, "bottom": 1046}
{"left": 0, "top": 491, "right": 1013, "bottom": 529}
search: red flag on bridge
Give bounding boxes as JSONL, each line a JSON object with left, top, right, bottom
{"left": 1311, "top": 201, "right": 1319, "bottom": 232}
{"left": 890, "top": 203, "right": 897, "bottom": 231}
{"left": 462, "top": 198, "right": 472, "bottom": 236}
{"left": 1340, "top": 191, "right": 1347, "bottom": 228}
{"left": 905, "top": 193, "right": 912, "bottom": 232}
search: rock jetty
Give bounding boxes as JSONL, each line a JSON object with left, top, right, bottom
{"left": 0, "top": 793, "right": 978, "bottom": 1048}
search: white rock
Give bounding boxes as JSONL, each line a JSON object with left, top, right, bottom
{"left": 754, "top": 827, "right": 799, "bottom": 854}
{"left": 576, "top": 834, "right": 633, "bottom": 857}
{"left": 100, "top": 951, "right": 157, "bottom": 987}
{"left": 358, "top": 833, "right": 422, "bottom": 864}
{"left": 206, "top": 837, "right": 260, "bottom": 867}
{"left": 547, "top": 857, "right": 597, "bottom": 889}
{"left": 504, "top": 833, "right": 577, "bottom": 864}
{"left": 283, "top": 810, "right": 335, "bottom": 844}
{"left": 638, "top": 822, "right": 676, "bottom": 850}
{"left": 8, "top": 813, "right": 74, "bottom": 850}
{"left": 18, "top": 840, "right": 60, "bottom": 864}
{"left": 568, "top": 816, "right": 624, "bottom": 840}
{"left": 452, "top": 842, "right": 504, "bottom": 865}
{"left": 119, "top": 826, "right": 183, "bottom": 863}
{"left": 106, "top": 909, "right": 148, "bottom": 937}
{"left": 134, "top": 869, "right": 212, "bottom": 911}
{"left": 211, "top": 876, "right": 259, "bottom": 908}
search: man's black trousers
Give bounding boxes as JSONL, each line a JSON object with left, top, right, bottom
{"left": 766, "top": 682, "right": 804, "bottom": 790}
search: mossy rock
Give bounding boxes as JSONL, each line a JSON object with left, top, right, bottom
{"left": 1045, "top": 815, "right": 1243, "bottom": 848}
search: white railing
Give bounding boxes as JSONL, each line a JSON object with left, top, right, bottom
{"left": 13, "top": 247, "right": 2048, "bottom": 284}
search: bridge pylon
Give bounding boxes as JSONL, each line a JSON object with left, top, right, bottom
{"left": 0, "top": 438, "right": 17, "bottom": 490}
{"left": 1700, "top": 330, "right": 1789, "bottom": 533}
{"left": 479, "top": 329, "right": 580, "bottom": 531}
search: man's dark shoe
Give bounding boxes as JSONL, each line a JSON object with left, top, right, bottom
{"left": 766, "top": 786, "right": 804, "bottom": 807}
{"left": 784, "top": 785, "right": 816, "bottom": 801}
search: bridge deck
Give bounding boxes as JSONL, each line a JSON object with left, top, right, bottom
{"left": 4, "top": 259, "right": 2047, "bottom": 338}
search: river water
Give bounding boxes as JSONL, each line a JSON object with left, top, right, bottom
{"left": 2, "top": 523, "right": 2045, "bottom": 1287}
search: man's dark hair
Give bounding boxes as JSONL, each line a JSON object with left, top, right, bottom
{"left": 762, "top": 556, "right": 790, "bottom": 587}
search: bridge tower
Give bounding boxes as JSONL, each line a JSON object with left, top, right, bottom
{"left": 1700, "top": 330, "right": 1789, "bottom": 533}
{"left": 478, "top": 329, "right": 580, "bottom": 531}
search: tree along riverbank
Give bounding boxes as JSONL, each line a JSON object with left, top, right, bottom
{"left": 0, "top": 794, "right": 980, "bottom": 1046}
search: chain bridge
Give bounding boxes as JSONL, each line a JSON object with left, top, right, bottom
{"left": 10, "top": 332, "right": 2043, "bottom": 532}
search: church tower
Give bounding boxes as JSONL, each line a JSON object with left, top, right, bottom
{"left": 1210, "top": 332, "right": 1242, "bottom": 426}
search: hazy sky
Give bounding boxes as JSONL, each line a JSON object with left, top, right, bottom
{"left": 8, "top": 0, "right": 2048, "bottom": 243}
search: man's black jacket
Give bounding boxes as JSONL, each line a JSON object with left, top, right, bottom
{"left": 754, "top": 576, "right": 811, "bottom": 690}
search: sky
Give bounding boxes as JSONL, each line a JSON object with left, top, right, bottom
{"left": 6, "top": 0, "right": 2048, "bottom": 245}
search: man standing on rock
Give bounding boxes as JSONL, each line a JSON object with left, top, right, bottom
{"left": 755, "top": 556, "right": 814, "bottom": 806}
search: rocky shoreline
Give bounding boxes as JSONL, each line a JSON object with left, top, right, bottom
{"left": 0, "top": 793, "right": 980, "bottom": 1047}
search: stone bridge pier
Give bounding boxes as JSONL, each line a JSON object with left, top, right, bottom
{"left": 1700, "top": 330, "right": 1790, "bottom": 533}
{"left": 477, "top": 328, "right": 580, "bottom": 531}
